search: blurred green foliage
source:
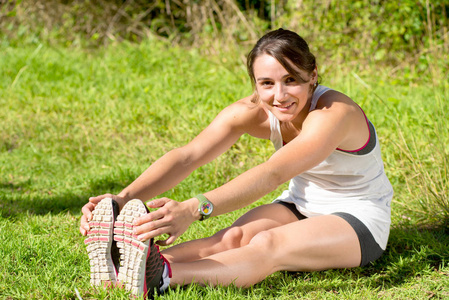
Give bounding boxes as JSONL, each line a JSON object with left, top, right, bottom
{"left": 281, "top": 1, "right": 448, "bottom": 66}
{"left": 1, "top": 0, "right": 447, "bottom": 62}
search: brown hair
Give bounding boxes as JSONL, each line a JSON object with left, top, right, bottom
{"left": 247, "top": 28, "right": 319, "bottom": 90}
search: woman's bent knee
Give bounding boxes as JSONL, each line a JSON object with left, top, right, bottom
{"left": 249, "top": 230, "right": 277, "bottom": 250}
{"left": 213, "top": 226, "right": 245, "bottom": 250}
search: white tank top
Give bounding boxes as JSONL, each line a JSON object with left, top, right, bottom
{"left": 269, "top": 85, "right": 393, "bottom": 249}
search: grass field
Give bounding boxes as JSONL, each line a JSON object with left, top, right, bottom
{"left": 0, "top": 39, "right": 448, "bottom": 299}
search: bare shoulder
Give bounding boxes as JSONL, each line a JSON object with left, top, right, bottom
{"left": 304, "top": 89, "right": 361, "bottom": 125}
{"left": 314, "top": 90, "right": 360, "bottom": 113}
{"left": 304, "top": 89, "right": 370, "bottom": 151}
{"left": 220, "top": 95, "right": 270, "bottom": 139}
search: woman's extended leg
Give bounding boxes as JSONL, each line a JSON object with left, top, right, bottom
{"left": 168, "top": 214, "right": 361, "bottom": 287}
{"left": 162, "top": 203, "right": 300, "bottom": 263}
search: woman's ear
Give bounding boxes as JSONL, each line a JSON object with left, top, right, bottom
{"left": 309, "top": 68, "right": 319, "bottom": 93}
{"left": 310, "top": 67, "right": 318, "bottom": 85}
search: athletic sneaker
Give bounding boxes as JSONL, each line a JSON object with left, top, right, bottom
{"left": 113, "top": 199, "right": 167, "bottom": 299}
{"left": 84, "top": 198, "right": 120, "bottom": 286}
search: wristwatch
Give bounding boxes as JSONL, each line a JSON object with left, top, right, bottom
{"left": 195, "top": 194, "right": 214, "bottom": 221}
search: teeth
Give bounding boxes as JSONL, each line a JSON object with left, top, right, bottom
{"left": 278, "top": 103, "right": 293, "bottom": 108}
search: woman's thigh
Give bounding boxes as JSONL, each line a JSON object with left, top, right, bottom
{"left": 162, "top": 203, "right": 300, "bottom": 262}
{"left": 254, "top": 214, "right": 362, "bottom": 272}
{"left": 227, "top": 202, "right": 303, "bottom": 245}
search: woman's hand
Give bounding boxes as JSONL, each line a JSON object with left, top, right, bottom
{"left": 79, "top": 193, "right": 126, "bottom": 236}
{"left": 133, "top": 197, "right": 199, "bottom": 246}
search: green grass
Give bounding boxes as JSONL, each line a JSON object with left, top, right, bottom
{"left": 0, "top": 39, "right": 448, "bottom": 299}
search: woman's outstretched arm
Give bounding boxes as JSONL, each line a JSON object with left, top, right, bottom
{"left": 80, "top": 96, "right": 265, "bottom": 236}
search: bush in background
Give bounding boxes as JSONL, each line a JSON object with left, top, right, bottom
{"left": 1, "top": 0, "right": 447, "bottom": 69}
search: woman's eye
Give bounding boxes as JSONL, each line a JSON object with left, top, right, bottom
{"left": 260, "top": 81, "right": 272, "bottom": 86}
{"left": 285, "top": 77, "right": 296, "bottom": 84}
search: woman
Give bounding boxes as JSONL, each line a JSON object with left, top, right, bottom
{"left": 81, "top": 28, "right": 393, "bottom": 298}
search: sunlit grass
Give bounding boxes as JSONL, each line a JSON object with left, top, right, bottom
{"left": 0, "top": 40, "right": 447, "bottom": 299}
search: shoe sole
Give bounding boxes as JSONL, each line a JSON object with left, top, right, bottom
{"left": 113, "top": 199, "right": 150, "bottom": 296}
{"left": 84, "top": 198, "right": 118, "bottom": 286}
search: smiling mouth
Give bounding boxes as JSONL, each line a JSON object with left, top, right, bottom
{"left": 275, "top": 102, "right": 295, "bottom": 110}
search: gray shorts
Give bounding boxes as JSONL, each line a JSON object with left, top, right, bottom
{"left": 275, "top": 201, "right": 384, "bottom": 267}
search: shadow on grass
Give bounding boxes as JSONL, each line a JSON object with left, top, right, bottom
{"left": 163, "top": 223, "right": 449, "bottom": 299}
{"left": 360, "top": 223, "right": 448, "bottom": 283}
{"left": 1, "top": 177, "right": 448, "bottom": 296}
{"left": 282, "top": 222, "right": 448, "bottom": 292}
{"left": 0, "top": 176, "right": 131, "bottom": 218}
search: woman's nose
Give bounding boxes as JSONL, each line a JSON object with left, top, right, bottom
{"left": 274, "top": 84, "right": 287, "bottom": 102}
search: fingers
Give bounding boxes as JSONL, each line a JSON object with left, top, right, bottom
{"left": 156, "top": 235, "right": 177, "bottom": 246}
{"left": 145, "top": 197, "right": 170, "bottom": 208}
{"left": 133, "top": 200, "right": 181, "bottom": 243}
{"left": 134, "top": 214, "right": 171, "bottom": 237}
{"left": 80, "top": 196, "right": 108, "bottom": 236}
{"left": 80, "top": 202, "right": 96, "bottom": 236}
{"left": 134, "top": 197, "right": 172, "bottom": 226}
{"left": 81, "top": 195, "right": 188, "bottom": 246}
{"left": 136, "top": 222, "right": 178, "bottom": 246}
{"left": 81, "top": 202, "right": 95, "bottom": 222}
{"left": 89, "top": 193, "right": 114, "bottom": 204}
{"left": 134, "top": 206, "right": 170, "bottom": 226}
{"left": 80, "top": 194, "right": 123, "bottom": 236}
{"left": 79, "top": 214, "right": 89, "bottom": 236}
{"left": 135, "top": 225, "right": 171, "bottom": 242}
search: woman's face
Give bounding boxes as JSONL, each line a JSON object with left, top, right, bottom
{"left": 253, "top": 54, "right": 316, "bottom": 125}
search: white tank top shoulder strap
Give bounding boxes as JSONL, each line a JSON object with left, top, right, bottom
{"left": 309, "top": 85, "right": 332, "bottom": 111}
{"left": 269, "top": 85, "right": 332, "bottom": 151}
{"left": 267, "top": 110, "right": 283, "bottom": 151}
